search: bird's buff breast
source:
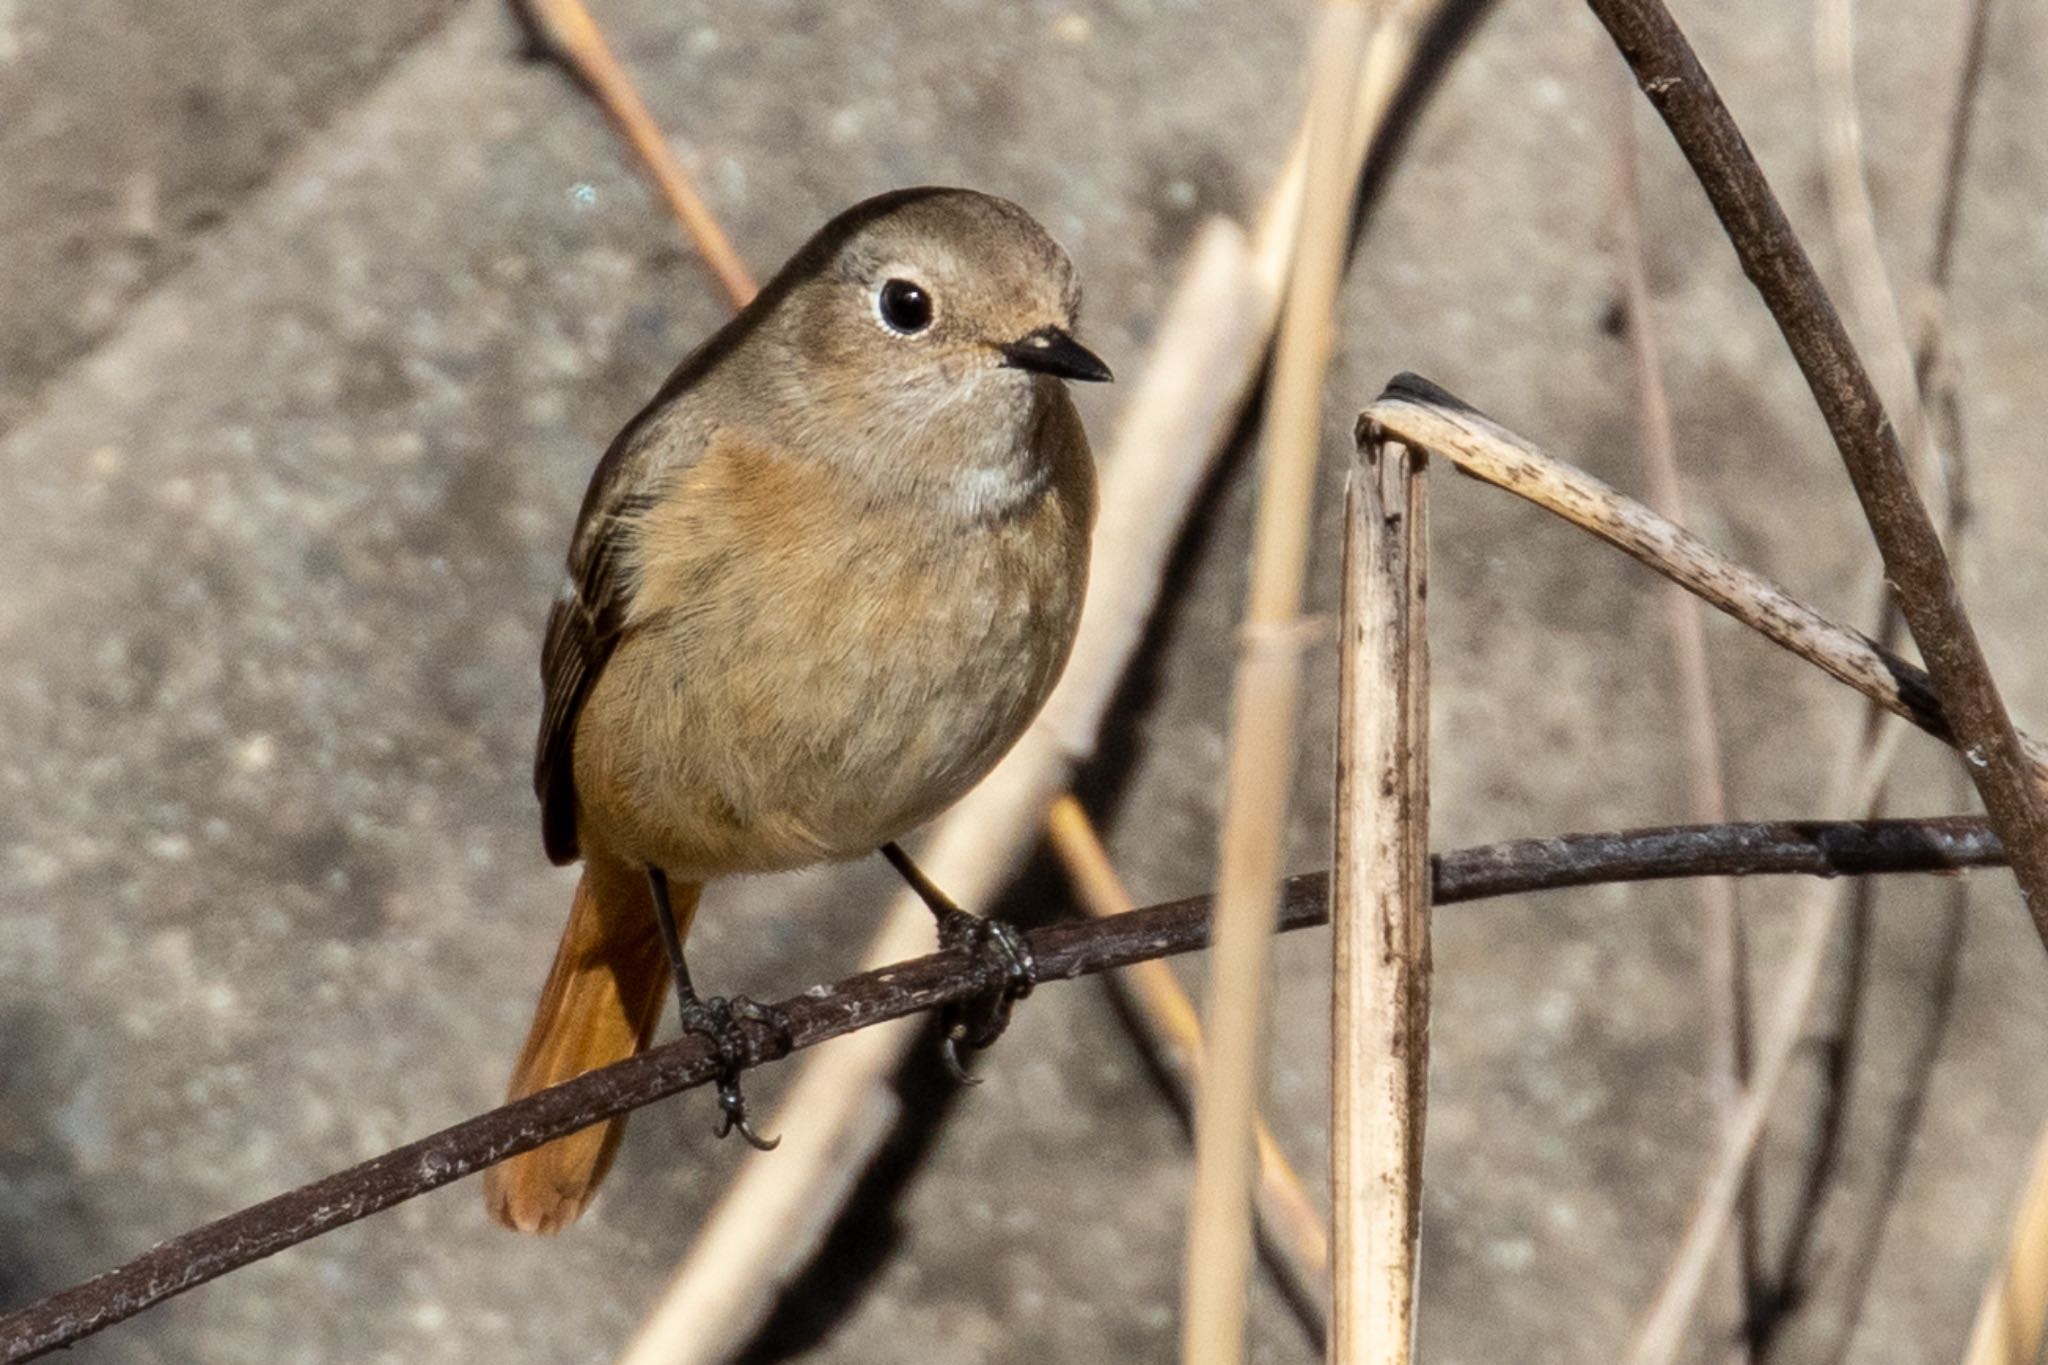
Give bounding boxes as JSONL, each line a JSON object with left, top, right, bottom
{"left": 570, "top": 446, "right": 1089, "bottom": 879}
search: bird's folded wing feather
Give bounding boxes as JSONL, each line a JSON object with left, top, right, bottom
{"left": 535, "top": 380, "right": 711, "bottom": 865}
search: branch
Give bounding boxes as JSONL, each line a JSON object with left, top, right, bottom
{"left": 1582, "top": 0, "right": 2048, "bottom": 944}
{"left": 0, "top": 817, "right": 2005, "bottom": 1363}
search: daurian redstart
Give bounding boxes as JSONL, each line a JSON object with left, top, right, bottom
{"left": 485, "top": 188, "right": 1110, "bottom": 1234}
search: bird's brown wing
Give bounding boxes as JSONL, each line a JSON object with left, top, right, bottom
{"left": 534, "top": 476, "right": 659, "bottom": 865}
{"left": 532, "top": 222, "right": 843, "bottom": 863}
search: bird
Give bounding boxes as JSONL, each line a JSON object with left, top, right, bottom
{"left": 483, "top": 187, "right": 1111, "bottom": 1235}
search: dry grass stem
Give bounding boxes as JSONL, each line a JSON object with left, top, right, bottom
{"left": 1626, "top": 711, "right": 1910, "bottom": 1365}
{"left": 1045, "top": 796, "right": 1332, "bottom": 1337}
{"left": 1359, "top": 379, "right": 2048, "bottom": 790}
{"left": 1612, "top": 90, "right": 1757, "bottom": 1356}
{"left": 1767, "top": 8, "right": 1990, "bottom": 1353}
{"left": 512, "top": 0, "right": 756, "bottom": 308}
{"left": 1330, "top": 436, "right": 1430, "bottom": 1362}
{"left": 618, "top": 219, "right": 1269, "bottom": 1365}
{"left": 1181, "top": 5, "right": 1378, "bottom": 1359}
{"left": 1964, "top": 1114, "right": 2048, "bottom": 1365}
{"left": 1814, "top": 0, "right": 1923, "bottom": 458}
{"left": 1585, "top": 0, "right": 2048, "bottom": 950}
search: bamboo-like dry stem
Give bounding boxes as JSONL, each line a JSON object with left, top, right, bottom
{"left": 510, "top": 0, "right": 757, "bottom": 307}
{"left": 1358, "top": 378, "right": 2048, "bottom": 791}
{"left": 1182, "top": 7, "right": 1377, "bottom": 1360}
{"left": 1330, "top": 436, "right": 1430, "bottom": 1362}
{"left": 1583, "top": 0, "right": 2048, "bottom": 945}
{"left": 1045, "top": 796, "right": 1332, "bottom": 1341}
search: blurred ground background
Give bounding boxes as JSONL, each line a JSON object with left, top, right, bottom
{"left": 2, "top": 0, "right": 2045, "bottom": 1361}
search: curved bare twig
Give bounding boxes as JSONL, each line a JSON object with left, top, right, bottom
{"left": 0, "top": 816, "right": 2005, "bottom": 1363}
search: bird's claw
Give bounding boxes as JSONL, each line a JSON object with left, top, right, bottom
{"left": 936, "top": 910, "right": 1037, "bottom": 1081}
{"left": 677, "top": 994, "right": 791, "bottom": 1151}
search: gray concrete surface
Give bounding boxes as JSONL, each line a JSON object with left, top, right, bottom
{"left": 3, "top": 0, "right": 2045, "bottom": 1361}
{"left": 0, "top": 0, "right": 468, "bottom": 435}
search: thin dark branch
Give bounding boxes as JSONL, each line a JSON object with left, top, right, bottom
{"left": 0, "top": 817, "right": 2006, "bottom": 1363}
{"left": 1583, "top": 0, "right": 2048, "bottom": 942}
{"left": 1767, "top": 5, "right": 1993, "bottom": 1345}
{"left": 1927, "top": 0, "right": 1997, "bottom": 293}
{"left": 1611, "top": 78, "right": 1761, "bottom": 1353}
{"left": 1818, "top": 877, "right": 1968, "bottom": 1365}
{"left": 1756, "top": 849, "right": 1876, "bottom": 1357}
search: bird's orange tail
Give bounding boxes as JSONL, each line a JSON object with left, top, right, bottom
{"left": 483, "top": 853, "right": 692, "bottom": 1234}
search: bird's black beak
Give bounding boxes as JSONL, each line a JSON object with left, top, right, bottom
{"left": 1000, "top": 326, "right": 1113, "bottom": 383}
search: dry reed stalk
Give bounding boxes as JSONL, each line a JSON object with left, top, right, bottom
{"left": 1181, "top": 6, "right": 1379, "bottom": 1360}
{"left": 511, "top": 0, "right": 757, "bottom": 306}
{"left": 1358, "top": 379, "right": 2048, "bottom": 789}
{"left": 1329, "top": 435, "right": 1430, "bottom": 1362}
{"left": 1612, "top": 89, "right": 1757, "bottom": 1357}
{"left": 1625, "top": 715, "right": 1908, "bottom": 1365}
{"left": 1045, "top": 795, "right": 1332, "bottom": 1336}
{"left": 1964, "top": 1114, "right": 2048, "bottom": 1365}
{"left": 618, "top": 216, "right": 1274, "bottom": 1365}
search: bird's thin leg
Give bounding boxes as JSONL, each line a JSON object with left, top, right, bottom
{"left": 647, "top": 866, "right": 788, "bottom": 1150}
{"left": 878, "top": 842, "right": 1037, "bottom": 1082}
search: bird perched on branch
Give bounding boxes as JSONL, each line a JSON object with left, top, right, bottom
{"left": 484, "top": 187, "right": 1110, "bottom": 1234}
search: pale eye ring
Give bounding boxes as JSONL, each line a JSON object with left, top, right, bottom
{"left": 876, "top": 278, "right": 934, "bottom": 334}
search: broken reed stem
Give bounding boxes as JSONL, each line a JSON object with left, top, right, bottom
{"left": 510, "top": 0, "right": 757, "bottom": 307}
{"left": 1331, "top": 437, "right": 1430, "bottom": 1362}
{"left": 1045, "top": 796, "right": 1332, "bottom": 1345}
{"left": 1356, "top": 374, "right": 2019, "bottom": 1361}
{"left": 1358, "top": 378, "right": 2048, "bottom": 793}
{"left": 1612, "top": 88, "right": 1758, "bottom": 1357}
{"left": 1582, "top": 0, "right": 2048, "bottom": 943}
{"left": 0, "top": 816, "right": 2008, "bottom": 1364}
{"left": 1182, "top": 5, "right": 1376, "bottom": 1361}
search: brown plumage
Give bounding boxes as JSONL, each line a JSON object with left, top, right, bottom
{"left": 486, "top": 187, "right": 1107, "bottom": 1234}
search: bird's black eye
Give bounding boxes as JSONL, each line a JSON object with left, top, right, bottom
{"left": 877, "top": 278, "right": 934, "bottom": 334}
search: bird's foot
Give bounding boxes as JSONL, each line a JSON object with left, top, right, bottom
{"left": 675, "top": 994, "right": 792, "bottom": 1150}
{"left": 935, "top": 910, "right": 1037, "bottom": 1084}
